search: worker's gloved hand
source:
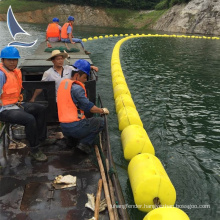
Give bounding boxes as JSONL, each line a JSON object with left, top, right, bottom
{"left": 101, "top": 108, "right": 109, "bottom": 115}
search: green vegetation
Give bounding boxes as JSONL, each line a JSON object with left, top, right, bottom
{"left": 0, "top": 0, "right": 57, "bottom": 13}
{"left": 155, "top": 0, "right": 191, "bottom": 10}
{"left": 0, "top": 0, "right": 177, "bottom": 28}
{"left": 106, "top": 8, "right": 167, "bottom": 29}
{"left": 22, "top": 0, "right": 162, "bottom": 10}
{"left": 105, "top": 8, "right": 138, "bottom": 27}
{"left": 140, "top": 10, "right": 168, "bottom": 28}
{"left": 0, "top": 0, "right": 192, "bottom": 14}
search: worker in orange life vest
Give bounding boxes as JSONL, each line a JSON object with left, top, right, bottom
{"left": 57, "top": 59, "right": 109, "bottom": 154}
{"left": 46, "top": 17, "right": 61, "bottom": 42}
{"left": 61, "top": 16, "right": 91, "bottom": 55}
{"left": 0, "top": 46, "right": 55, "bottom": 162}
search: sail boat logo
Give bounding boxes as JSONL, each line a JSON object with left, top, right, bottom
{"left": 7, "top": 5, "right": 37, "bottom": 47}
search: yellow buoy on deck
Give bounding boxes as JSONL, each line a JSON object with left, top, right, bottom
{"left": 121, "top": 125, "right": 155, "bottom": 160}
{"left": 117, "top": 106, "right": 143, "bottom": 130}
{"left": 113, "top": 84, "right": 131, "bottom": 99}
{"left": 143, "top": 207, "right": 190, "bottom": 220}
{"left": 128, "top": 153, "right": 176, "bottom": 212}
{"left": 115, "top": 94, "right": 135, "bottom": 113}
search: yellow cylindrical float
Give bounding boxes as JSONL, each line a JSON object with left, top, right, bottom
{"left": 113, "top": 84, "right": 131, "bottom": 100}
{"left": 143, "top": 207, "right": 190, "bottom": 220}
{"left": 115, "top": 94, "right": 135, "bottom": 113}
{"left": 128, "top": 153, "right": 176, "bottom": 212}
{"left": 111, "top": 70, "right": 125, "bottom": 80}
{"left": 121, "top": 125, "right": 155, "bottom": 160}
{"left": 117, "top": 106, "right": 143, "bottom": 131}
{"left": 111, "top": 59, "right": 120, "bottom": 66}
{"left": 112, "top": 77, "right": 127, "bottom": 89}
{"left": 111, "top": 64, "right": 122, "bottom": 74}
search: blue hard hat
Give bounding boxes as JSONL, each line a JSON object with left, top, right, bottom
{"left": 73, "top": 59, "right": 91, "bottom": 76}
{"left": 52, "top": 17, "right": 59, "bottom": 22}
{"left": 0, "top": 46, "right": 20, "bottom": 59}
{"left": 68, "top": 16, "right": 75, "bottom": 21}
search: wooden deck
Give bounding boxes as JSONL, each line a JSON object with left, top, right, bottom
{"left": 0, "top": 125, "right": 109, "bottom": 220}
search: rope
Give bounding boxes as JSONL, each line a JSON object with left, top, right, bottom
{"left": 5, "top": 125, "right": 26, "bottom": 149}
{"left": 153, "top": 197, "right": 161, "bottom": 208}
{"left": 17, "top": 94, "right": 23, "bottom": 106}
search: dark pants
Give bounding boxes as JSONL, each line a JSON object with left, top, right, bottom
{"left": 0, "top": 103, "right": 47, "bottom": 152}
{"left": 60, "top": 117, "right": 104, "bottom": 146}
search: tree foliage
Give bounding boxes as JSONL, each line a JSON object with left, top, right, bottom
{"left": 26, "top": 0, "right": 191, "bottom": 10}
{"left": 29, "top": 0, "right": 162, "bottom": 10}
{"left": 155, "top": 0, "right": 191, "bottom": 10}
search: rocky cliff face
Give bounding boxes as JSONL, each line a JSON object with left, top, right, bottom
{"left": 0, "top": 4, "right": 116, "bottom": 27}
{"left": 153, "top": 0, "right": 220, "bottom": 35}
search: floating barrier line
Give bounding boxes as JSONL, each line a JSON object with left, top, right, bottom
{"left": 110, "top": 35, "right": 190, "bottom": 219}
{"left": 82, "top": 33, "right": 220, "bottom": 42}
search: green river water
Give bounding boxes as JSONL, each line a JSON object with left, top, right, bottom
{"left": 0, "top": 21, "right": 219, "bottom": 220}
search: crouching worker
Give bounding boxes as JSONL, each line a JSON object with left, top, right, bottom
{"left": 0, "top": 46, "right": 54, "bottom": 162}
{"left": 57, "top": 59, "right": 109, "bottom": 154}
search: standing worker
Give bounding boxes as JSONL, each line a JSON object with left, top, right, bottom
{"left": 57, "top": 59, "right": 109, "bottom": 153}
{"left": 30, "top": 50, "right": 71, "bottom": 102}
{"left": 0, "top": 46, "right": 54, "bottom": 162}
{"left": 61, "top": 16, "right": 91, "bottom": 55}
{"left": 46, "top": 17, "right": 61, "bottom": 43}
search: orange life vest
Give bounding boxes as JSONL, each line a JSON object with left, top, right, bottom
{"left": 46, "top": 23, "right": 60, "bottom": 40}
{"left": 0, "top": 63, "right": 22, "bottom": 106}
{"left": 57, "top": 79, "right": 87, "bottom": 123}
{"left": 61, "top": 23, "right": 73, "bottom": 39}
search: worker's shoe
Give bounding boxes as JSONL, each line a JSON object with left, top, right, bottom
{"left": 76, "top": 143, "right": 91, "bottom": 154}
{"left": 85, "top": 50, "right": 91, "bottom": 55}
{"left": 30, "top": 150, "right": 47, "bottom": 162}
{"left": 39, "top": 138, "right": 57, "bottom": 147}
